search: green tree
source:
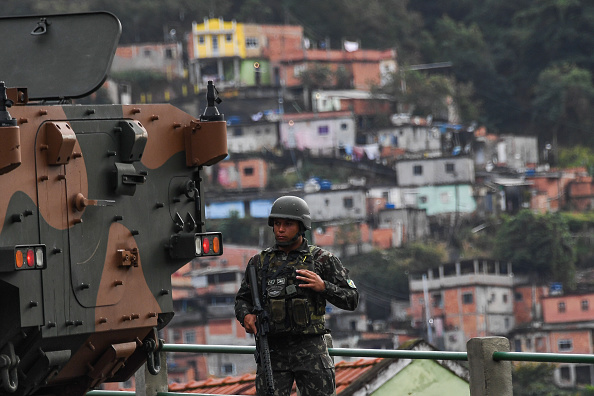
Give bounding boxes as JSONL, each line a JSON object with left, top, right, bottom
{"left": 284, "top": 0, "right": 424, "bottom": 62}
{"left": 343, "top": 249, "right": 410, "bottom": 320}
{"left": 558, "top": 145, "right": 594, "bottom": 174}
{"left": 493, "top": 210, "right": 576, "bottom": 288}
{"left": 513, "top": 363, "right": 575, "bottom": 396}
{"left": 297, "top": 64, "right": 333, "bottom": 89}
{"left": 432, "top": 16, "right": 516, "bottom": 130}
{"left": 213, "top": 212, "right": 267, "bottom": 246}
{"left": 343, "top": 243, "right": 446, "bottom": 320}
{"left": 532, "top": 63, "right": 594, "bottom": 146}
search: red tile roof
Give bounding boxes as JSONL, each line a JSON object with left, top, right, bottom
{"left": 167, "top": 358, "right": 380, "bottom": 395}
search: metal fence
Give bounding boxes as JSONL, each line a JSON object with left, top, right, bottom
{"left": 87, "top": 336, "right": 594, "bottom": 396}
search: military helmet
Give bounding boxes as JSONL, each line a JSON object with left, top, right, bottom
{"left": 268, "top": 196, "right": 311, "bottom": 230}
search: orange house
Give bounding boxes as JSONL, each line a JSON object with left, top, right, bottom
{"left": 216, "top": 158, "right": 268, "bottom": 190}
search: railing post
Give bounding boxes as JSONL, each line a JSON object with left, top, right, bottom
{"left": 134, "top": 351, "right": 168, "bottom": 396}
{"left": 467, "top": 337, "right": 512, "bottom": 396}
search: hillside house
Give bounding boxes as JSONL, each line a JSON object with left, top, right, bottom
{"left": 279, "top": 111, "right": 356, "bottom": 156}
{"left": 396, "top": 156, "right": 474, "bottom": 187}
{"left": 371, "top": 124, "right": 442, "bottom": 155}
{"left": 473, "top": 133, "right": 539, "bottom": 172}
{"left": 528, "top": 167, "right": 590, "bottom": 213}
{"left": 566, "top": 175, "right": 594, "bottom": 211}
{"left": 225, "top": 120, "right": 279, "bottom": 154}
{"left": 214, "top": 157, "right": 269, "bottom": 190}
{"left": 187, "top": 18, "right": 397, "bottom": 91}
{"left": 377, "top": 207, "right": 430, "bottom": 245}
{"left": 408, "top": 259, "right": 518, "bottom": 351}
{"left": 395, "top": 156, "right": 477, "bottom": 216}
{"left": 304, "top": 189, "right": 367, "bottom": 222}
{"left": 112, "top": 42, "right": 185, "bottom": 78}
{"left": 510, "top": 290, "right": 594, "bottom": 388}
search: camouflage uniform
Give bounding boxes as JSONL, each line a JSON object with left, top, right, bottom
{"left": 235, "top": 239, "right": 358, "bottom": 396}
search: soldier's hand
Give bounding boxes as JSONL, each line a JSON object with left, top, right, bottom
{"left": 296, "top": 269, "right": 326, "bottom": 292}
{"left": 243, "top": 313, "right": 258, "bottom": 334}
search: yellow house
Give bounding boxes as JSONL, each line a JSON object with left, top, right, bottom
{"left": 189, "top": 18, "right": 272, "bottom": 87}
{"left": 191, "top": 17, "right": 246, "bottom": 59}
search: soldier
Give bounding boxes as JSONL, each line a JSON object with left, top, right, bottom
{"left": 235, "top": 195, "right": 359, "bottom": 396}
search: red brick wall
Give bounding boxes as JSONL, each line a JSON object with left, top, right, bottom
{"left": 209, "top": 319, "right": 234, "bottom": 335}
{"left": 260, "top": 25, "right": 304, "bottom": 62}
{"left": 543, "top": 293, "right": 594, "bottom": 323}
{"left": 217, "top": 159, "right": 268, "bottom": 189}
{"left": 550, "top": 330, "right": 592, "bottom": 354}
{"left": 372, "top": 228, "right": 393, "bottom": 249}
{"left": 352, "top": 62, "right": 381, "bottom": 90}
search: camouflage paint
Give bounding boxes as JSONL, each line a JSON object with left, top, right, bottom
{"left": 0, "top": 100, "right": 226, "bottom": 395}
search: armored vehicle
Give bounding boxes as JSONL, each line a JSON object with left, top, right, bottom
{"left": 0, "top": 12, "right": 226, "bottom": 396}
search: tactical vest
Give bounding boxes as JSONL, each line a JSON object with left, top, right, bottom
{"left": 258, "top": 246, "right": 326, "bottom": 335}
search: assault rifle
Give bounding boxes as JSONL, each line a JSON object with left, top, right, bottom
{"left": 247, "top": 263, "right": 275, "bottom": 396}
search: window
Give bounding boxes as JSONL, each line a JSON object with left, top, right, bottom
{"left": 535, "top": 337, "right": 545, "bottom": 352}
{"left": 143, "top": 49, "right": 152, "bottom": 57}
{"left": 558, "top": 339, "right": 573, "bottom": 352}
{"left": 513, "top": 339, "right": 522, "bottom": 352}
{"left": 165, "top": 48, "right": 173, "bottom": 59}
{"left": 432, "top": 293, "right": 443, "bottom": 308}
{"left": 582, "top": 299, "right": 589, "bottom": 311}
{"left": 560, "top": 366, "right": 571, "bottom": 381}
{"left": 212, "top": 36, "right": 218, "bottom": 50}
{"left": 246, "top": 37, "right": 258, "bottom": 48}
{"left": 183, "top": 330, "right": 196, "bottom": 344}
{"left": 576, "top": 366, "right": 591, "bottom": 385}
{"left": 515, "top": 292, "right": 523, "bottom": 301}
{"left": 170, "top": 329, "right": 181, "bottom": 342}
{"left": 226, "top": 34, "right": 232, "bottom": 42}
{"left": 199, "top": 35, "right": 205, "bottom": 44}
{"left": 318, "top": 125, "right": 329, "bottom": 135}
{"left": 558, "top": 301, "right": 566, "bottom": 313}
{"left": 221, "top": 363, "right": 236, "bottom": 375}
{"left": 462, "top": 292, "right": 474, "bottom": 304}
{"left": 341, "top": 123, "right": 348, "bottom": 130}
{"left": 503, "top": 294, "right": 508, "bottom": 303}
{"left": 445, "top": 163, "right": 455, "bottom": 173}
{"left": 233, "top": 127, "right": 243, "bottom": 136}
{"left": 343, "top": 197, "right": 354, "bottom": 209}
{"left": 243, "top": 167, "right": 254, "bottom": 176}
{"left": 525, "top": 338, "right": 532, "bottom": 349}
{"left": 419, "top": 196, "right": 428, "bottom": 204}
{"left": 413, "top": 165, "right": 423, "bottom": 175}
{"left": 207, "top": 273, "right": 236, "bottom": 284}
{"left": 504, "top": 317, "right": 510, "bottom": 328}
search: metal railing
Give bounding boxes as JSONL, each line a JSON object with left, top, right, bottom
{"left": 87, "top": 336, "right": 594, "bottom": 396}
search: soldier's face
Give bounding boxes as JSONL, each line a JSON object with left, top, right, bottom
{"left": 273, "top": 219, "right": 300, "bottom": 242}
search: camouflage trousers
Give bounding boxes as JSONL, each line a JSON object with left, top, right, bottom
{"left": 256, "top": 334, "right": 335, "bottom": 396}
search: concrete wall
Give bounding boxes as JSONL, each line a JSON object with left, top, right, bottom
{"left": 304, "top": 189, "right": 367, "bottom": 222}
{"left": 396, "top": 156, "right": 475, "bottom": 187}
{"left": 226, "top": 122, "right": 278, "bottom": 153}
{"left": 279, "top": 112, "right": 356, "bottom": 156}
{"left": 376, "top": 125, "right": 441, "bottom": 154}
